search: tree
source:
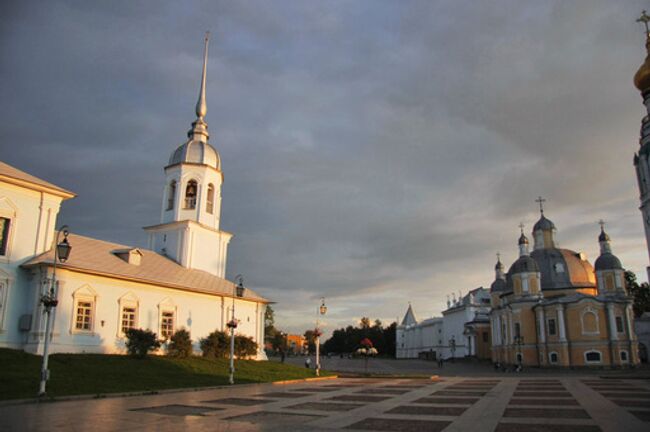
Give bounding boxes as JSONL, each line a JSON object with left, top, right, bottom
{"left": 322, "top": 319, "right": 398, "bottom": 356}
{"left": 125, "top": 328, "right": 161, "bottom": 358}
{"left": 234, "top": 335, "right": 258, "bottom": 358}
{"left": 304, "top": 329, "right": 317, "bottom": 354}
{"left": 167, "top": 328, "right": 193, "bottom": 358}
{"left": 199, "top": 330, "right": 228, "bottom": 358}
{"left": 625, "top": 270, "right": 650, "bottom": 317}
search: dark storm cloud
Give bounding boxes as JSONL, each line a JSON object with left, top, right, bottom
{"left": 1, "top": 0, "right": 648, "bottom": 333}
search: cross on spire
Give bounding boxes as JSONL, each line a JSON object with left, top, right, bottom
{"left": 519, "top": 222, "right": 525, "bottom": 234}
{"left": 638, "top": 10, "right": 650, "bottom": 35}
{"left": 496, "top": 251, "right": 501, "bottom": 262}
{"left": 598, "top": 219, "right": 605, "bottom": 231}
{"left": 535, "top": 196, "right": 546, "bottom": 215}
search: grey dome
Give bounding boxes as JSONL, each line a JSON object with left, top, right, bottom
{"left": 533, "top": 215, "right": 556, "bottom": 232}
{"left": 490, "top": 278, "right": 506, "bottom": 292}
{"left": 509, "top": 255, "right": 539, "bottom": 274}
{"left": 168, "top": 139, "right": 221, "bottom": 170}
{"left": 530, "top": 248, "right": 596, "bottom": 290}
{"left": 594, "top": 253, "right": 623, "bottom": 271}
{"left": 495, "top": 259, "right": 504, "bottom": 271}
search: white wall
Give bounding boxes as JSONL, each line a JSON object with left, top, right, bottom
{"left": 22, "top": 267, "right": 267, "bottom": 360}
{"left": 0, "top": 180, "right": 65, "bottom": 349}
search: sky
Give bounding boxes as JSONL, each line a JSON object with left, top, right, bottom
{"left": 1, "top": 0, "right": 649, "bottom": 337}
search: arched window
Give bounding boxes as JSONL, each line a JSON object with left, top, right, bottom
{"left": 206, "top": 183, "right": 215, "bottom": 214}
{"left": 184, "top": 180, "right": 197, "bottom": 209}
{"left": 581, "top": 308, "right": 599, "bottom": 335}
{"left": 549, "top": 352, "right": 558, "bottom": 364}
{"left": 166, "top": 181, "right": 176, "bottom": 211}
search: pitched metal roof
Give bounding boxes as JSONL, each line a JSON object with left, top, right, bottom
{"left": 0, "top": 160, "right": 75, "bottom": 198}
{"left": 22, "top": 233, "right": 269, "bottom": 303}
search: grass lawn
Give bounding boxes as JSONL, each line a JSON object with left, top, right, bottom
{"left": 0, "top": 348, "right": 332, "bottom": 400}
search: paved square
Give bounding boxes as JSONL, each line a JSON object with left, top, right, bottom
{"left": 2, "top": 375, "right": 649, "bottom": 431}
{"left": 130, "top": 404, "right": 223, "bottom": 416}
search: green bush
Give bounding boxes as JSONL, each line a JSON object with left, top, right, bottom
{"left": 235, "top": 335, "right": 258, "bottom": 358}
{"left": 125, "top": 328, "right": 161, "bottom": 358}
{"left": 199, "top": 330, "right": 228, "bottom": 358}
{"left": 167, "top": 328, "right": 193, "bottom": 358}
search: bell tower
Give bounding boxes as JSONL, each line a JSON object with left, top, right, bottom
{"left": 634, "top": 11, "right": 650, "bottom": 280}
{"left": 144, "top": 32, "right": 232, "bottom": 278}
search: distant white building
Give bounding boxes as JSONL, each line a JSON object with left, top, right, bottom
{"left": 0, "top": 35, "right": 269, "bottom": 359}
{"left": 395, "top": 288, "right": 491, "bottom": 360}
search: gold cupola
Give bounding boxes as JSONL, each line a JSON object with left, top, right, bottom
{"left": 635, "top": 11, "right": 650, "bottom": 94}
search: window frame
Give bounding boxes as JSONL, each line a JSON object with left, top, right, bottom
{"left": 160, "top": 310, "right": 175, "bottom": 340}
{"left": 166, "top": 180, "right": 176, "bottom": 211}
{"left": 548, "top": 352, "right": 559, "bottom": 364}
{"left": 71, "top": 285, "right": 98, "bottom": 335}
{"left": 620, "top": 350, "right": 629, "bottom": 363}
{"left": 584, "top": 350, "right": 602, "bottom": 364}
{"left": 206, "top": 183, "right": 215, "bottom": 214}
{"left": 0, "top": 217, "right": 11, "bottom": 256}
{"left": 615, "top": 316, "right": 624, "bottom": 334}
{"left": 547, "top": 318, "right": 557, "bottom": 336}
{"left": 74, "top": 299, "right": 95, "bottom": 332}
{"left": 581, "top": 308, "right": 600, "bottom": 336}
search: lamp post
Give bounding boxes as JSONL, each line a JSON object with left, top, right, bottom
{"left": 228, "top": 274, "right": 245, "bottom": 385}
{"left": 38, "top": 225, "right": 71, "bottom": 397}
{"left": 315, "top": 298, "right": 327, "bottom": 376}
{"left": 449, "top": 336, "right": 456, "bottom": 363}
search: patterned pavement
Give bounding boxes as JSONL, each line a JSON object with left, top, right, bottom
{"left": 0, "top": 376, "right": 648, "bottom": 431}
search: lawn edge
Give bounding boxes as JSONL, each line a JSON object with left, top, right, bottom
{"left": 0, "top": 375, "right": 340, "bottom": 407}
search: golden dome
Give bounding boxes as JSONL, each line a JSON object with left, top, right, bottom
{"left": 634, "top": 37, "right": 650, "bottom": 93}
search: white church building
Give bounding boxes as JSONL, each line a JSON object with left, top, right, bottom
{"left": 396, "top": 288, "right": 491, "bottom": 360}
{"left": 0, "top": 35, "right": 269, "bottom": 359}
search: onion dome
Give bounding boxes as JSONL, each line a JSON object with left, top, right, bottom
{"left": 595, "top": 254, "right": 623, "bottom": 271}
{"left": 533, "top": 215, "right": 555, "bottom": 232}
{"left": 490, "top": 278, "right": 506, "bottom": 293}
{"left": 595, "top": 222, "right": 622, "bottom": 271}
{"left": 509, "top": 255, "right": 539, "bottom": 274}
{"left": 530, "top": 248, "right": 596, "bottom": 290}
{"left": 518, "top": 232, "right": 529, "bottom": 245}
{"left": 636, "top": 35, "right": 650, "bottom": 94}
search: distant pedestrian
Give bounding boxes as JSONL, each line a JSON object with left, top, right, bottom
{"left": 280, "top": 349, "right": 286, "bottom": 363}
{"left": 305, "top": 357, "right": 311, "bottom": 369}
{"left": 438, "top": 357, "right": 444, "bottom": 368}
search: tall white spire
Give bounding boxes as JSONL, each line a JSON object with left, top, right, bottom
{"left": 196, "top": 31, "right": 209, "bottom": 119}
{"left": 188, "top": 32, "right": 210, "bottom": 141}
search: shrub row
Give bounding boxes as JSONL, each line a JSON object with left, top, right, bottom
{"left": 124, "top": 328, "right": 258, "bottom": 359}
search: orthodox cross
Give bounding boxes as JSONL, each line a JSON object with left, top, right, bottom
{"left": 638, "top": 10, "right": 650, "bottom": 35}
{"left": 535, "top": 196, "right": 546, "bottom": 215}
{"left": 598, "top": 219, "right": 605, "bottom": 231}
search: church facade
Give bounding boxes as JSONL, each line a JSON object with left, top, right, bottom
{"left": 489, "top": 206, "right": 638, "bottom": 368}
{"left": 0, "top": 35, "right": 269, "bottom": 359}
{"left": 396, "top": 288, "right": 491, "bottom": 361}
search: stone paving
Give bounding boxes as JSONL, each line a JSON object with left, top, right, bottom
{"left": 0, "top": 376, "right": 649, "bottom": 431}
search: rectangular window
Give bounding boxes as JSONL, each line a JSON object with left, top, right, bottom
{"left": 75, "top": 301, "right": 93, "bottom": 331}
{"left": 482, "top": 332, "right": 488, "bottom": 342}
{"left": 514, "top": 323, "right": 521, "bottom": 337}
{"left": 121, "top": 307, "right": 137, "bottom": 334}
{"left": 615, "top": 316, "right": 624, "bottom": 333}
{"left": 160, "top": 311, "right": 175, "bottom": 339}
{"left": 0, "top": 217, "right": 10, "bottom": 256}
{"left": 548, "top": 318, "right": 557, "bottom": 336}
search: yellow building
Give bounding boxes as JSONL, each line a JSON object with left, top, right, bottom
{"left": 490, "top": 206, "right": 639, "bottom": 368}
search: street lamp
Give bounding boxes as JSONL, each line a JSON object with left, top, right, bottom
{"left": 449, "top": 336, "right": 456, "bottom": 363}
{"left": 227, "top": 274, "right": 244, "bottom": 385}
{"left": 38, "top": 225, "right": 71, "bottom": 397}
{"left": 315, "top": 297, "right": 327, "bottom": 376}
